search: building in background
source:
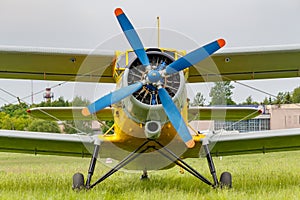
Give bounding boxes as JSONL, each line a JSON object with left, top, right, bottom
{"left": 267, "top": 104, "right": 300, "bottom": 130}
{"left": 214, "top": 114, "right": 270, "bottom": 133}
{"left": 190, "top": 104, "right": 300, "bottom": 133}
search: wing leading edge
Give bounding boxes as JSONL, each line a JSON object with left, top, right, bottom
{"left": 27, "top": 107, "right": 114, "bottom": 121}
{"left": 0, "top": 130, "right": 134, "bottom": 161}
{"left": 1, "top": 128, "right": 300, "bottom": 159}
{"left": 0, "top": 46, "right": 116, "bottom": 83}
{"left": 184, "top": 128, "right": 300, "bottom": 158}
{"left": 188, "top": 45, "right": 300, "bottom": 82}
{"left": 0, "top": 44, "right": 300, "bottom": 83}
{"left": 27, "top": 106, "right": 260, "bottom": 121}
{"left": 0, "top": 130, "right": 93, "bottom": 157}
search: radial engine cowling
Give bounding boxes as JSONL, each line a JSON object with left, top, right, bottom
{"left": 120, "top": 50, "right": 187, "bottom": 125}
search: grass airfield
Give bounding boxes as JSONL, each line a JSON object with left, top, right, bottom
{"left": 0, "top": 151, "right": 299, "bottom": 200}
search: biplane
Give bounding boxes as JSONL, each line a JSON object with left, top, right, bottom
{"left": 0, "top": 8, "right": 300, "bottom": 190}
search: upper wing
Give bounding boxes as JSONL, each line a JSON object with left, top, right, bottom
{"left": 188, "top": 45, "right": 300, "bottom": 82}
{"left": 27, "top": 107, "right": 114, "bottom": 121}
{"left": 1, "top": 44, "right": 299, "bottom": 83}
{"left": 188, "top": 106, "right": 262, "bottom": 121}
{"left": 184, "top": 128, "right": 300, "bottom": 158}
{"left": 0, "top": 46, "right": 116, "bottom": 83}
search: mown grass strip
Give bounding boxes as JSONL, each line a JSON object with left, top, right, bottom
{"left": 0, "top": 151, "right": 299, "bottom": 200}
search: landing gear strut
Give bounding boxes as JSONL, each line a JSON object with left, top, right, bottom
{"left": 72, "top": 139, "right": 232, "bottom": 190}
{"left": 202, "top": 138, "right": 232, "bottom": 188}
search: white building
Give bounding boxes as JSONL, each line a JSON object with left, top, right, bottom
{"left": 191, "top": 104, "right": 300, "bottom": 133}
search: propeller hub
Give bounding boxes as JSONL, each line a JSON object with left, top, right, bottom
{"left": 126, "top": 51, "right": 180, "bottom": 106}
{"left": 147, "top": 70, "right": 162, "bottom": 83}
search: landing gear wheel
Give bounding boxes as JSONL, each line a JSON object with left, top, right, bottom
{"left": 72, "top": 173, "right": 85, "bottom": 191}
{"left": 140, "top": 170, "right": 149, "bottom": 181}
{"left": 220, "top": 172, "right": 232, "bottom": 189}
{"left": 140, "top": 174, "right": 149, "bottom": 180}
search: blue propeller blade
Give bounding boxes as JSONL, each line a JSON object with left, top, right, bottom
{"left": 158, "top": 87, "right": 195, "bottom": 148}
{"left": 165, "top": 39, "right": 225, "bottom": 75}
{"left": 115, "top": 8, "right": 150, "bottom": 66}
{"left": 82, "top": 82, "right": 143, "bottom": 116}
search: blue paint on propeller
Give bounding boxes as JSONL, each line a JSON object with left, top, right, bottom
{"left": 83, "top": 8, "right": 225, "bottom": 148}
{"left": 86, "top": 82, "right": 143, "bottom": 115}
{"left": 158, "top": 87, "right": 195, "bottom": 148}
{"left": 165, "top": 39, "right": 225, "bottom": 75}
{"left": 115, "top": 8, "right": 150, "bottom": 66}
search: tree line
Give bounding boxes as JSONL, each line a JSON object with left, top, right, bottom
{"left": 1, "top": 82, "right": 300, "bottom": 133}
{"left": 0, "top": 96, "right": 92, "bottom": 133}
{"left": 190, "top": 82, "right": 300, "bottom": 106}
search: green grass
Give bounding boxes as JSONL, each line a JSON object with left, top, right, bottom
{"left": 0, "top": 151, "right": 299, "bottom": 200}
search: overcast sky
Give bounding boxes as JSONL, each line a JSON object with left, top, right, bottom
{"left": 0, "top": 0, "right": 299, "bottom": 105}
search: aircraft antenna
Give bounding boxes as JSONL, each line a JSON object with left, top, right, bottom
{"left": 157, "top": 16, "right": 160, "bottom": 48}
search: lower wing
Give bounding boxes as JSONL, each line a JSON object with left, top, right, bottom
{"left": 1, "top": 128, "right": 300, "bottom": 158}
{"left": 27, "top": 106, "right": 261, "bottom": 121}
{"left": 185, "top": 128, "right": 300, "bottom": 158}
{"left": 0, "top": 130, "right": 93, "bottom": 157}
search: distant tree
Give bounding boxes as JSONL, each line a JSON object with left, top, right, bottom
{"left": 30, "top": 96, "right": 92, "bottom": 134}
{"left": 11, "top": 117, "right": 32, "bottom": 130}
{"left": 241, "top": 96, "right": 259, "bottom": 105}
{"left": 191, "top": 92, "right": 205, "bottom": 106}
{"left": 27, "top": 119, "right": 60, "bottom": 133}
{"left": 0, "top": 112, "right": 14, "bottom": 129}
{"left": 72, "top": 96, "right": 90, "bottom": 106}
{"left": 209, "top": 81, "right": 236, "bottom": 105}
{"left": 32, "top": 96, "right": 70, "bottom": 107}
{"left": 64, "top": 96, "right": 92, "bottom": 134}
{"left": 285, "top": 92, "right": 292, "bottom": 103}
{"left": 269, "top": 97, "right": 273, "bottom": 105}
{"left": 245, "top": 96, "right": 253, "bottom": 105}
{"left": 261, "top": 97, "right": 271, "bottom": 105}
{"left": 52, "top": 97, "right": 70, "bottom": 107}
{"left": 0, "top": 102, "right": 29, "bottom": 117}
{"left": 0, "top": 96, "right": 95, "bottom": 134}
{"left": 0, "top": 103, "right": 32, "bottom": 130}
{"left": 274, "top": 92, "right": 285, "bottom": 105}
{"left": 292, "top": 87, "right": 300, "bottom": 103}
{"left": 273, "top": 92, "right": 292, "bottom": 105}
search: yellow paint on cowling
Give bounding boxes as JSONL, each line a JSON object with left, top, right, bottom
{"left": 96, "top": 63, "right": 200, "bottom": 169}
{"left": 193, "top": 134, "right": 206, "bottom": 142}
{"left": 112, "top": 48, "right": 187, "bottom": 83}
{"left": 98, "top": 95, "right": 197, "bottom": 151}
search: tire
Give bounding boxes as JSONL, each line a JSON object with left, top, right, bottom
{"left": 72, "top": 173, "right": 85, "bottom": 191}
{"left": 220, "top": 172, "right": 232, "bottom": 189}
